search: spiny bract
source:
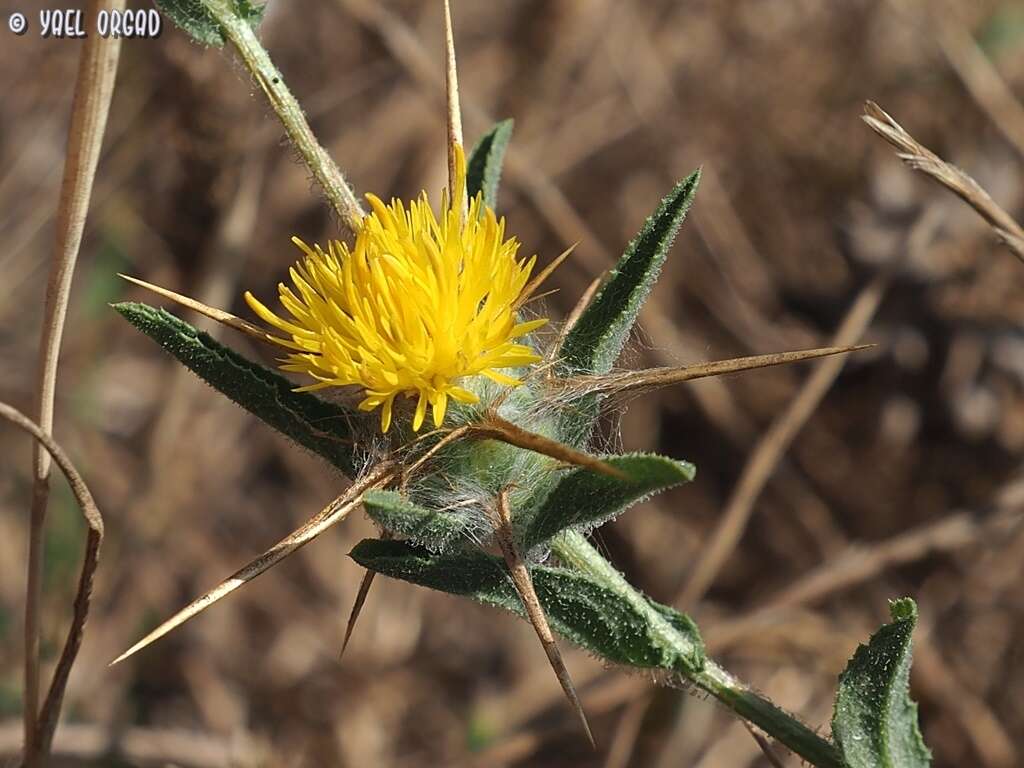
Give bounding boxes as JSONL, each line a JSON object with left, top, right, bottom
{"left": 245, "top": 148, "right": 547, "bottom": 433}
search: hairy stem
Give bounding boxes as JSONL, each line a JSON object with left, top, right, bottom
{"left": 201, "top": 0, "right": 364, "bottom": 236}
{"left": 551, "top": 530, "right": 845, "bottom": 768}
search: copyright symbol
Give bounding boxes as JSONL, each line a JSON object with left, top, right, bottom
{"left": 8, "top": 12, "right": 27, "bottom": 35}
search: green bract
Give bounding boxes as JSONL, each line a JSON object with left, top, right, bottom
{"left": 833, "top": 598, "right": 932, "bottom": 768}
{"left": 466, "top": 119, "right": 514, "bottom": 210}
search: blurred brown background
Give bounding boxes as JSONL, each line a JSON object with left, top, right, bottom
{"left": 2, "top": 0, "right": 1024, "bottom": 765}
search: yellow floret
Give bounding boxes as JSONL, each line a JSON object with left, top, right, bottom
{"left": 245, "top": 147, "right": 547, "bottom": 432}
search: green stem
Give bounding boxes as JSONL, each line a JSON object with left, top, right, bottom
{"left": 201, "top": 0, "right": 364, "bottom": 236}
{"left": 551, "top": 530, "right": 846, "bottom": 768}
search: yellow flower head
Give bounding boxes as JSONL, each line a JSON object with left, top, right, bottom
{"left": 244, "top": 148, "right": 547, "bottom": 433}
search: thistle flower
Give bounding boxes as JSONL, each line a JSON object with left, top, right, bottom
{"left": 244, "top": 148, "right": 547, "bottom": 433}
{"left": 112, "top": 3, "right": 883, "bottom": 759}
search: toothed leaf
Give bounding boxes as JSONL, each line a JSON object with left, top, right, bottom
{"left": 115, "top": 302, "right": 357, "bottom": 475}
{"left": 467, "top": 119, "right": 514, "bottom": 210}
{"left": 557, "top": 170, "right": 700, "bottom": 378}
{"left": 351, "top": 539, "right": 704, "bottom": 672}
{"left": 518, "top": 453, "right": 695, "bottom": 550}
{"left": 362, "top": 490, "right": 478, "bottom": 553}
{"left": 155, "top": 0, "right": 265, "bottom": 47}
{"left": 833, "top": 598, "right": 931, "bottom": 768}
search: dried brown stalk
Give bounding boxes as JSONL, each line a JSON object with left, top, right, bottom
{"left": 25, "top": 2, "right": 122, "bottom": 759}
{"left": 707, "top": 498, "right": 1024, "bottom": 652}
{"left": 1, "top": 402, "right": 104, "bottom": 761}
{"left": 492, "top": 490, "right": 594, "bottom": 746}
{"left": 0, "top": 722, "right": 266, "bottom": 767}
{"left": 934, "top": 6, "right": 1024, "bottom": 160}
{"left": 679, "top": 275, "right": 892, "bottom": 605}
{"left": 677, "top": 206, "right": 940, "bottom": 607}
{"left": 111, "top": 461, "right": 397, "bottom": 666}
{"left": 862, "top": 100, "right": 1024, "bottom": 261}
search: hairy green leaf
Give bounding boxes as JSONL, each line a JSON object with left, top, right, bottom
{"left": 518, "top": 453, "right": 695, "bottom": 550}
{"left": 362, "top": 490, "right": 479, "bottom": 553}
{"left": 155, "top": 0, "right": 266, "bottom": 47}
{"left": 466, "top": 119, "right": 514, "bottom": 210}
{"left": 558, "top": 170, "right": 700, "bottom": 377}
{"left": 833, "top": 598, "right": 931, "bottom": 768}
{"left": 351, "top": 538, "right": 704, "bottom": 672}
{"left": 115, "top": 302, "right": 357, "bottom": 475}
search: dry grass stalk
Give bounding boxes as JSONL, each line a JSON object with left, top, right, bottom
{"left": 492, "top": 490, "right": 594, "bottom": 747}
{"left": 934, "top": 7, "right": 1024, "bottom": 160}
{"left": 111, "top": 461, "right": 397, "bottom": 666}
{"left": 0, "top": 722, "right": 267, "bottom": 766}
{"left": 707, "top": 495, "right": 1024, "bottom": 652}
{"left": 862, "top": 100, "right": 1024, "bottom": 261}
{"left": 25, "top": 1, "right": 123, "bottom": 758}
{"left": 1, "top": 402, "right": 104, "bottom": 760}
{"left": 146, "top": 157, "right": 265, "bottom": 464}
{"left": 679, "top": 271, "right": 893, "bottom": 605}
{"left": 677, "top": 207, "right": 940, "bottom": 606}
{"left": 599, "top": 695, "right": 648, "bottom": 768}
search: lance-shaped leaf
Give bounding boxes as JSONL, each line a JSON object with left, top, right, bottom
{"left": 155, "top": 0, "right": 266, "bottom": 47}
{"left": 115, "top": 302, "right": 357, "bottom": 475}
{"left": 558, "top": 171, "right": 700, "bottom": 377}
{"left": 833, "top": 598, "right": 932, "bottom": 768}
{"left": 518, "top": 453, "right": 696, "bottom": 551}
{"left": 362, "top": 490, "right": 479, "bottom": 553}
{"left": 466, "top": 119, "right": 514, "bottom": 210}
{"left": 351, "top": 539, "right": 704, "bottom": 673}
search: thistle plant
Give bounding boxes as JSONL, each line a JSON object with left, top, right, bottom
{"left": 111, "top": 2, "right": 935, "bottom": 766}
